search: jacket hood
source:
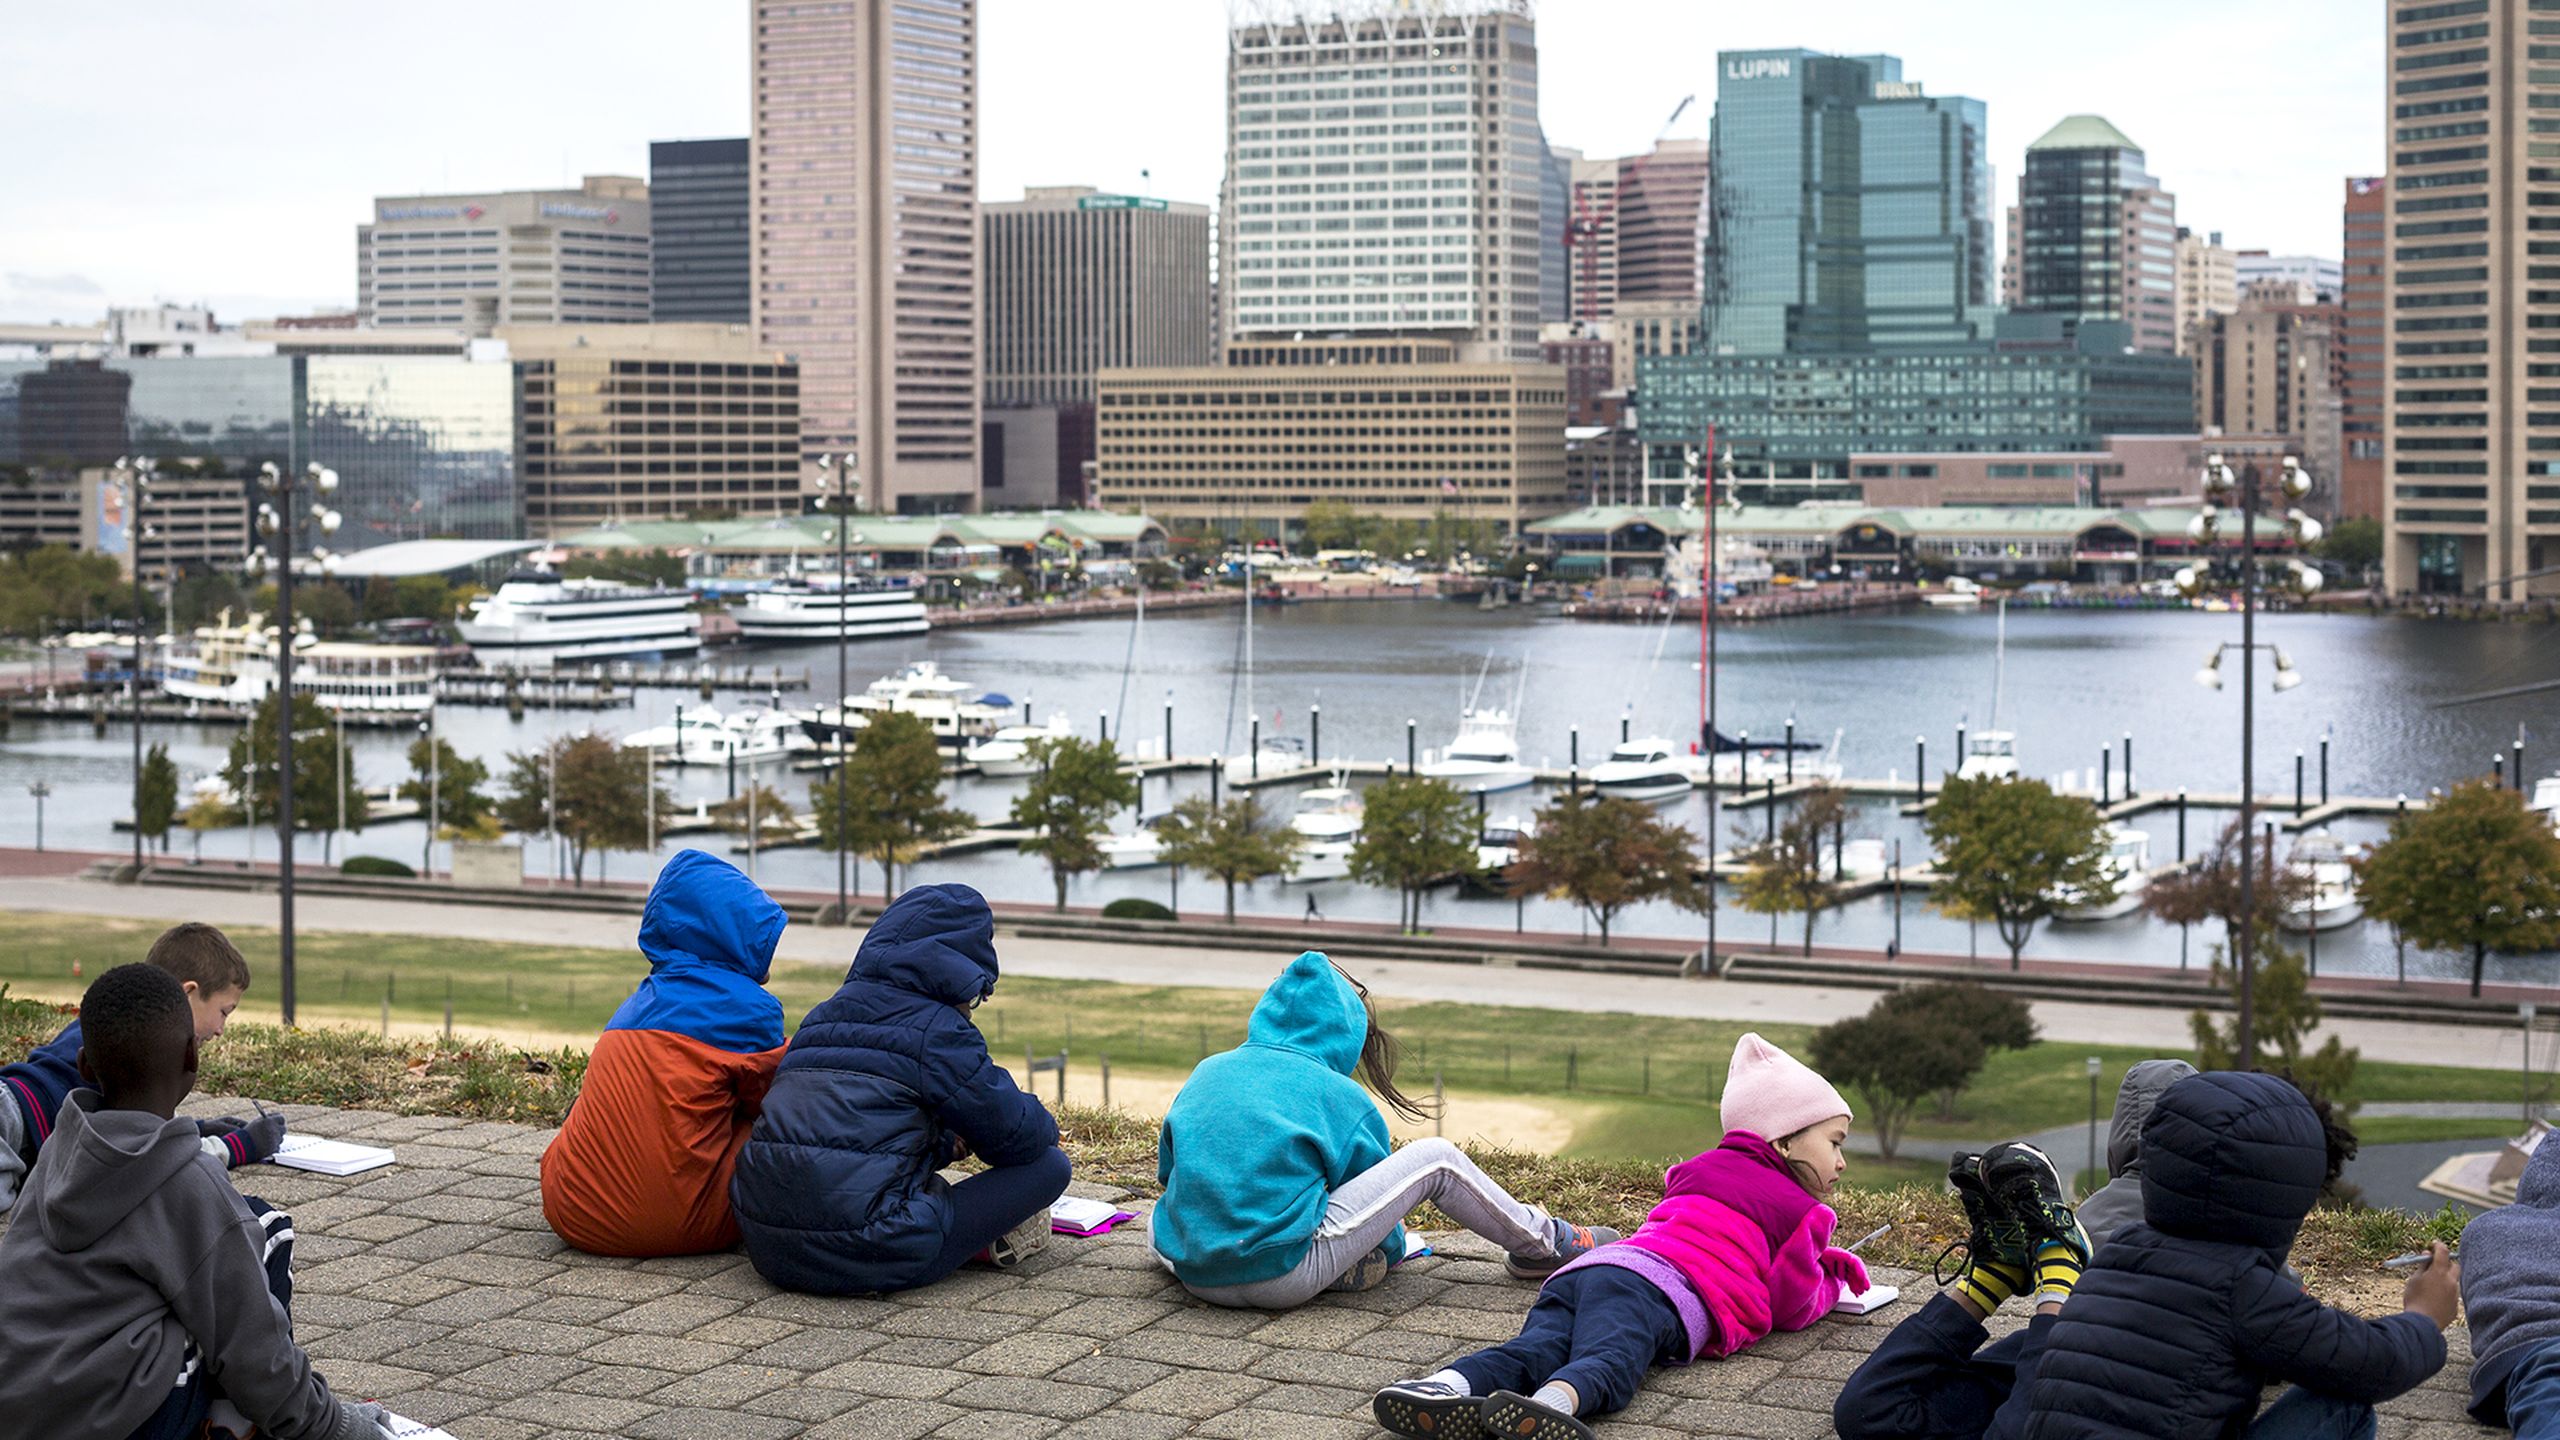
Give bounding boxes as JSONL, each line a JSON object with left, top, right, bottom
{"left": 2515, "top": 1132, "right": 2560, "bottom": 1208}
{"left": 2138, "top": 1070, "right": 2328, "bottom": 1255}
{"left": 850, "top": 883, "right": 1000, "bottom": 1006}
{"left": 2107, "top": 1059, "right": 2198, "bottom": 1179}
{"left": 1244, "top": 951, "right": 1368, "bottom": 1077}
{"left": 639, "top": 848, "right": 787, "bottom": 985}
{"left": 28, "top": 1092, "right": 205, "bottom": 1251}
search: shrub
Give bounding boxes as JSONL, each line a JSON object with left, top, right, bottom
{"left": 1101, "top": 897, "right": 1176, "bottom": 921}
{"left": 340, "top": 855, "right": 417, "bottom": 878}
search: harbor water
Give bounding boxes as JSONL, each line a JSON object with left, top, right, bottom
{"left": 7, "top": 599, "right": 2560, "bottom": 988}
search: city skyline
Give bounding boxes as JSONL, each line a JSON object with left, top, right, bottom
{"left": 2, "top": 0, "right": 2377, "bottom": 325}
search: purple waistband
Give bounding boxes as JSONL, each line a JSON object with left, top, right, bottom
{"left": 1550, "top": 1246, "right": 1713, "bottom": 1360}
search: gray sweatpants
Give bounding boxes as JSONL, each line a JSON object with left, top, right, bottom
{"left": 1153, "top": 1137, "right": 1557, "bottom": 1310}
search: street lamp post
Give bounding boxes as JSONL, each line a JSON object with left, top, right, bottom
{"left": 418, "top": 709, "right": 440, "bottom": 878}
{"left": 2176, "top": 452, "right": 2320, "bottom": 1069}
{"left": 28, "top": 781, "right": 50, "bottom": 851}
{"left": 244, "top": 462, "right": 344, "bottom": 1028}
{"left": 815, "top": 452, "right": 860, "bottom": 922}
{"left": 114, "top": 456, "right": 156, "bottom": 876}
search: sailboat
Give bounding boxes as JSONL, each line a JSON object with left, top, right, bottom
{"left": 1956, "top": 597, "right": 2021, "bottom": 781}
{"left": 1224, "top": 552, "right": 1307, "bottom": 783}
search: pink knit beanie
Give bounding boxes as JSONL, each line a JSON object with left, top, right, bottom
{"left": 1720, "top": 1032, "right": 1853, "bottom": 1142}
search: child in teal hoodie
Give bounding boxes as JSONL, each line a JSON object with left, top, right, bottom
{"left": 1146, "top": 951, "right": 1617, "bottom": 1309}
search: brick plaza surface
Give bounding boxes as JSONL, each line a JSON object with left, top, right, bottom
{"left": 12, "top": 1101, "right": 2493, "bottom": 1440}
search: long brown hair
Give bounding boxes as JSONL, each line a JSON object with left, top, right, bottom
{"left": 1773, "top": 1122, "right": 1829, "bottom": 1196}
{"left": 1330, "top": 959, "right": 1440, "bottom": 1124}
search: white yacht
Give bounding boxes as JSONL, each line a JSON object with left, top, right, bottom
{"left": 1289, "top": 781, "right": 1365, "bottom": 842}
{"left": 2533, "top": 773, "right": 2560, "bottom": 832}
{"left": 2281, "top": 830, "right": 2365, "bottom": 932}
{"left": 2054, "top": 824, "right": 2154, "bottom": 922}
{"left": 162, "top": 611, "right": 438, "bottom": 714}
{"left": 1589, "top": 737, "right": 1695, "bottom": 802}
{"left": 1225, "top": 734, "right": 1311, "bottom": 785}
{"left": 729, "top": 577, "right": 929, "bottom": 644}
{"left": 1710, "top": 729, "right": 1847, "bottom": 787}
{"left": 622, "top": 706, "right": 812, "bottom": 768}
{"left": 1419, "top": 706, "right": 1536, "bottom": 794}
{"left": 964, "top": 716, "right": 1073, "bottom": 777}
{"left": 1476, "top": 814, "right": 1536, "bottom": 872}
{"left": 807, "top": 661, "right": 1011, "bottom": 748}
{"left": 1285, "top": 838, "right": 1355, "bottom": 883}
{"left": 459, "top": 570, "right": 700, "bottom": 665}
{"left": 1099, "top": 815, "right": 1172, "bottom": 870}
{"left": 1835, "top": 837, "right": 1894, "bottom": 883}
{"left": 1955, "top": 731, "right": 2020, "bottom": 782}
{"left": 1924, "top": 576, "right": 1985, "bottom": 608}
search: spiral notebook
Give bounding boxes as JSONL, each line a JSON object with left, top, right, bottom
{"left": 273, "top": 1135, "right": 396, "bottom": 1177}
{"left": 379, "top": 1414, "right": 455, "bottom": 1439}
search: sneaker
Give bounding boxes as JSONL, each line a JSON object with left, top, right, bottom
{"left": 975, "top": 1210, "right": 1050, "bottom": 1269}
{"left": 1504, "top": 1220, "right": 1622, "bottom": 1280}
{"left": 1979, "top": 1142, "right": 2091, "bottom": 1269}
{"left": 1327, "top": 1243, "right": 1394, "bottom": 1293}
{"left": 1374, "top": 1380, "right": 1486, "bottom": 1439}
{"left": 1480, "top": 1389, "right": 1595, "bottom": 1440}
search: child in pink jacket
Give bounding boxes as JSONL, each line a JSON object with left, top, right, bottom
{"left": 1374, "top": 1033, "right": 1867, "bottom": 1440}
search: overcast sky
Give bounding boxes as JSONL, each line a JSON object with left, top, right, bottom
{"left": 0, "top": 0, "right": 2381, "bottom": 325}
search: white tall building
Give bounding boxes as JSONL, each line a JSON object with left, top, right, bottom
{"left": 359, "top": 177, "right": 651, "bottom": 335}
{"left": 1221, "top": 0, "right": 1544, "bottom": 362}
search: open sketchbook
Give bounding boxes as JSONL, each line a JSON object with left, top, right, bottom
{"left": 379, "top": 1414, "right": 455, "bottom": 1439}
{"left": 1834, "top": 1283, "right": 1901, "bottom": 1315}
{"left": 273, "top": 1135, "right": 396, "bottom": 1177}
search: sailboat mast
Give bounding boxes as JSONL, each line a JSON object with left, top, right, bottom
{"left": 1988, "top": 596, "right": 2008, "bottom": 734}
{"left": 1244, "top": 554, "right": 1255, "bottom": 734}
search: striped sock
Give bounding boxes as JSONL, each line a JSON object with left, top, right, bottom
{"left": 1955, "top": 1258, "right": 2026, "bottom": 1314}
{"left": 2033, "top": 1239, "right": 2083, "bottom": 1304}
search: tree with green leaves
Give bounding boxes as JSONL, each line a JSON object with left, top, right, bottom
{"left": 180, "top": 787, "right": 229, "bottom": 865}
{"left": 2357, "top": 777, "right": 2560, "bottom": 997}
{"left": 1924, "top": 775, "right": 2113, "bottom": 969}
{"left": 1733, "top": 783, "right": 1849, "bottom": 955}
{"left": 134, "top": 742, "right": 180, "bottom": 854}
{"left": 1509, "top": 791, "right": 1707, "bottom": 946}
{"left": 1009, "top": 736, "right": 1140, "bottom": 911}
{"left": 0, "top": 545, "right": 128, "bottom": 636}
{"left": 495, "top": 731, "right": 664, "bottom": 887}
{"left": 1874, "top": 983, "right": 2038, "bottom": 1120}
{"left": 712, "top": 782, "right": 799, "bottom": 857}
{"left": 2311, "top": 515, "right": 2383, "bottom": 578}
{"left": 1301, "top": 500, "right": 1365, "bottom": 553}
{"left": 1347, "top": 774, "right": 1479, "bottom": 933}
{"left": 398, "top": 734, "right": 497, "bottom": 842}
{"left": 566, "top": 548, "right": 689, "bottom": 589}
{"left": 2191, "top": 933, "right": 2360, "bottom": 1107}
{"left": 2145, "top": 817, "right": 2319, "bottom": 961}
{"left": 1808, "top": 1000, "right": 1987, "bottom": 1161}
{"left": 1154, "top": 794, "right": 1304, "bottom": 922}
{"left": 250, "top": 581, "right": 359, "bottom": 638}
{"left": 809, "top": 710, "right": 974, "bottom": 898}
{"left": 222, "top": 693, "right": 369, "bottom": 860}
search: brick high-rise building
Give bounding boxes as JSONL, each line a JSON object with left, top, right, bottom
{"left": 751, "top": 0, "right": 981, "bottom": 514}
{"left": 2340, "top": 177, "right": 2387, "bottom": 522}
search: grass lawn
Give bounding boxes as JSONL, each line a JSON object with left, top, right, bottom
{"left": 0, "top": 910, "right": 2543, "bottom": 1168}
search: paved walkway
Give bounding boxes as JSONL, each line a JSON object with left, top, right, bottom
{"left": 2, "top": 1100, "right": 2487, "bottom": 1440}
{"left": 0, "top": 873, "right": 2539, "bottom": 1074}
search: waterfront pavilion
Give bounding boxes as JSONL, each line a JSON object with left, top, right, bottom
{"left": 550, "top": 511, "right": 1168, "bottom": 582}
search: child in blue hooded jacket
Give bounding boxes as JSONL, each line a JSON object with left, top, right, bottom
{"left": 1147, "top": 950, "right": 1617, "bottom": 1310}
{"left": 731, "top": 882, "right": 1069, "bottom": 1296}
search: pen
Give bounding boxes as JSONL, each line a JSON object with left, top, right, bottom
{"left": 1847, "top": 1224, "right": 1890, "bottom": 1253}
{"left": 2383, "top": 1250, "right": 2449, "bottom": 1269}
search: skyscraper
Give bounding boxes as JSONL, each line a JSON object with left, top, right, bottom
{"left": 2008, "top": 116, "right": 2179, "bottom": 354}
{"left": 1611, "top": 140, "right": 1712, "bottom": 309}
{"left": 1221, "top": 0, "right": 1544, "bottom": 361}
{"left": 1564, "top": 150, "right": 1620, "bottom": 323}
{"left": 650, "top": 139, "right": 751, "bottom": 324}
{"left": 359, "top": 177, "right": 650, "bottom": 335}
{"left": 2172, "top": 228, "right": 2237, "bottom": 355}
{"left": 2382, "top": 0, "right": 2540, "bottom": 598}
{"left": 2339, "top": 177, "right": 2386, "bottom": 521}
{"left": 1702, "top": 50, "right": 1992, "bottom": 355}
{"left": 750, "top": 0, "right": 981, "bottom": 514}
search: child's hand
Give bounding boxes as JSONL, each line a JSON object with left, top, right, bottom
{"left": 236, "top": 1109, "right": 289, "bottom": 1166}
{"left": 2400, "top": 1241, "right": 2460, "bottom": 1331}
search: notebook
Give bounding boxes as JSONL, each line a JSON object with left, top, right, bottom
{"left": 1049, "top": 1196, "right": 1137, "bottom": 1236}
{"left": 1834, "top": 1282, "right": 1901, "bottom": 1316}
{"left": 378, "top": 1414, "right": 456, "bottom": 1439}
{"left": 273, "top": 1135, "right": 396, "bottom": 1177}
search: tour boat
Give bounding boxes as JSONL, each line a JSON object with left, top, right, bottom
{"left": 1589, "top": 737, "right": 1696, "bottom": 802}
{"left": 728, "top": 576, "right": 929, "bottom": 644}
{"left": 1288, "top": 781, "right": 1365, "bottom": 842}
{"left": 161, "top": 611, "right": 438, "bottom": 714}
{"left": 458, "top": 570, "right": 700, "bottom": 665}
{"left": 964, "top": 716, "right": 1073, "bottom": 777}
{"left": 621, "top": 706, "right": 812, "bottom": 767}
{"left": 2053, "top": 824, "right": 2154, "bottom": 922}
{"left": 1419, "top": 706, "right": 1536, "bottom": 794}
{"left": 2280, "top": 830, "right": 2365, "bottom": 932}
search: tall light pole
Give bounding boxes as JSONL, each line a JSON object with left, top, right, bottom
{"left": 2175, "top": 452, "right": 2319, "bottom": 1068}
{"left": 815, "top": 452, "right": 860, "bottom": 921}
{"left": 114, "top": 456, "right": 156, "bottom": 876}
{"left": 418, "top": 708, "right": 440, "bottom": 877}
{"left": 244, "top": 462, "right": 343, "bottom": 1028}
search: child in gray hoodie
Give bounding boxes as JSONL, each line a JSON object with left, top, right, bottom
{"left": 2462, "top": 1135, "right": 2560, "bottom": 1435}
{"left": 0, "top": 963, "right": 386, "bottom": 1440}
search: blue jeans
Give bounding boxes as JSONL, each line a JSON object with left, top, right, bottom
{"left": 2242, "top": 1386, "right": 2375, "bottom": 1440}
{"left": 2507, "top": 1340, "right": 2560, "bottom": 1440}
{"left": 1448, "top": 1266, "right": 1686, "bottom": 1418}
{"left": 125, "top": 1197, "right": 294, "bottom": 1440}
{"left": 914, "top": 1144, "right": 1072, "bottom": 1288}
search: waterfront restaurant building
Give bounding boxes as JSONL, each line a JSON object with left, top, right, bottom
{"left": 1093, "top": 338, "right": 1571, "bottom": 541}
{"left": 551, "top": 510, "right": 1166, "bottom": 581}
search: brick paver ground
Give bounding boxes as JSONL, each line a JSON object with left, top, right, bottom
{"left": 17, "top": 1099, "right": 2494, "bottom": 1440}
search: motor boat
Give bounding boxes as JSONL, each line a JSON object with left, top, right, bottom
{"left": 1834, "top": 837, "right": 1894, "bottom": 883}
{"left": 1225, "top": 734, "right": 1311, "bottom": 784}
{"left": 1710, "top": 728, "right": 1847, "bottom": 788}
{"left": 812, "top": 661, "right": 1011, "bottom": 748}
{"left": 964, "top": 716, "right": 1072, "bottom": 777}
{"left": 2280, "top": 830, "right": 2365, "bottom": 932}
{"left": 1289, "top": 781, "right": 1365, "bottom": 842}
{"left": 1419, "top": 706, "right": 1536, "bottom": 794}
{"left": 2053, "top": 824, "right": 2153, "bottom": 922}
{"left": 459, "top": 570, "right": 700, "bottom": 665}
{"left": 1923, "top": 576, "right": 1985, "bottom": 608}
{"left": 623, "top": 706, "right": 812, "bottom": 768}
{"left": 1099, "top": 813, "right": 1172, "bottom": 869}
{"left": 1589, "top": 737, "right": 1695, "bottom": 802}
{"left": 1284, "top": 838, "right": 1354, "bottom": 883}
{"left": 1475, "top": 814, "right": 1536, "bottom": 872}
{"left": 1955, "top": 730, "right": 2020, "bottom": 782}
{"left": 2533, "top": 773, "right": 2560, "bottom": 832}
{"left": 728, "top": 576, "right": 929, "bottom": 644}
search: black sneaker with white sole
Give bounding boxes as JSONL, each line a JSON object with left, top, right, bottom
{"left": 1979, "top": 1141, "right": 2091, "bottom": 1269}
{"left": 1373, "top": 1380, "right": 1485, "bottom": 1439}
{"left": 1480, "top": 1390, "right": 1594, "bottom": 1440}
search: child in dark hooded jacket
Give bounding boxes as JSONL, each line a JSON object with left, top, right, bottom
{"left": 730, "top": 882, "right": 1069, "bottom": 1295}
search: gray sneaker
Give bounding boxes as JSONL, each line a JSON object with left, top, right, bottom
{"left": 977, "top": 1211, "right": 1050, "bottom": 1269}
{"left": 1504, "top": 1220, "right": 1621, "bottom": 1280}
